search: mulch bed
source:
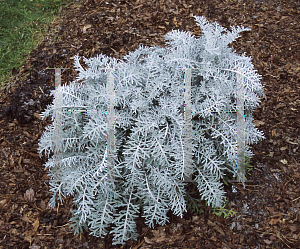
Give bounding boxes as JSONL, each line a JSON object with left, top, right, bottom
{"left": 0, "top": 0, "right": 299, "bottom": 248}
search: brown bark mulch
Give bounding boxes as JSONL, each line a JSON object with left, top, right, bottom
{"left": 0, "top": 0, "right": 299, "bottom": 248}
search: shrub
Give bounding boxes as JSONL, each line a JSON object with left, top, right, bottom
{"left": 38, "top": 16, "right": 265, "bottom": 244}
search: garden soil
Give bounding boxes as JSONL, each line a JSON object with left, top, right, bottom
{"left": 0, "top": 0, "right": 299, "bottom": 248}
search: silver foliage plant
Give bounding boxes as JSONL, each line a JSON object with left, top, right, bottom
{"left": 38, "top": 16, "right": 265, "bottom": 244}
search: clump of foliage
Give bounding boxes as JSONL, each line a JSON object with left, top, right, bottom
{"left": 38, "top": 16, "right": 265, "bottom": 244}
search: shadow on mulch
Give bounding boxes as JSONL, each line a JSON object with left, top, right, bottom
{"left": 0, "top": 0, "right": 299, "bottom": 248}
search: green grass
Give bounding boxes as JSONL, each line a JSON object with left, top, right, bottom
{"left": 0, "top": 0, "right": 73, "bottom": 89}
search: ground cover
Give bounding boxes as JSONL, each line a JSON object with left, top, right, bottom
{"left": 0, "top": 0, "right": 299, "bottom": 248}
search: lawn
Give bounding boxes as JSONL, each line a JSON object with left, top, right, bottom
{"left": 0, "top": 0, "right": 73, "bottom": 89}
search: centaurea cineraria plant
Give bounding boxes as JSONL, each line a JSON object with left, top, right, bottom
{"left": 38, "top": 16, "right": 265, "bottom": 244}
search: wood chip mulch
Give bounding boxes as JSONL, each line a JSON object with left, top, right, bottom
{"left": 0, "top": 0, "right": 299, "bottom": 248}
